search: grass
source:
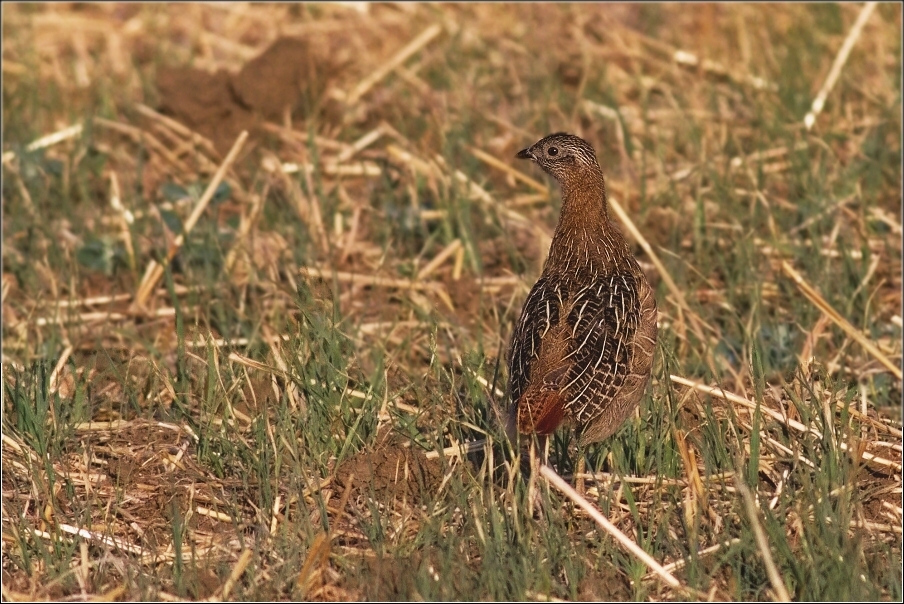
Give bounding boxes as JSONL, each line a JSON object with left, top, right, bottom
{"left": 2, "top": 3, "right": 902, "bottom": 601}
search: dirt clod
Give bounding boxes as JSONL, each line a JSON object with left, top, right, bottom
{"left": 156, "top": 66, "right": 254, "bottom": 155}
{"left": 337, "top": 438, "right": 443, "bottom": 506}
{"left": 156, "top": 37, "right": 323, "bottom": 154}
{"left": 230, "top": 37, "right": 312, "bottom": 121}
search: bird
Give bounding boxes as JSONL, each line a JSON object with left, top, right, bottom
{"left": 507, "top": 132, "right": 658, "bottom": 463}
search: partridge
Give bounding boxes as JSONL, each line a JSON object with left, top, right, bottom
{"left": 508, "top": 133, "right": 658, "bottom": 448}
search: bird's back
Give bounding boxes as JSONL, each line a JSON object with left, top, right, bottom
{"left": 508, "top": 232, "right": 656, "bottom": 445}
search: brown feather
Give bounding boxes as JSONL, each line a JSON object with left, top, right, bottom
{"left": 507, "top": 133, "right": 658, "bottom": 447}
{"left": 517, "top": 390, "right": 567, "bottom": 435}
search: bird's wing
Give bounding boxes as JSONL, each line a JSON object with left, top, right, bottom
{"left": 559, "top": 271, "right": 641, "bottom": 426}
{"left": 507, "top": 276, "right": 569, "bottom": 408}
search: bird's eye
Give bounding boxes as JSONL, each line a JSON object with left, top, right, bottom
{"left": 548, "top": 146, "right": 558, "bottom": 156}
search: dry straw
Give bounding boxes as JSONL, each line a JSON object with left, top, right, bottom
{"left": 540, "top": 464, "right": 694, "bottom": 594}
{"left": 804, "top": 2, "right": 878, "bottom": 130}
{"left": 781, "top": 261, "right": 901, "bottom": 380}
{"left": 133, "top": 130, "right": 249, "bottom": 309}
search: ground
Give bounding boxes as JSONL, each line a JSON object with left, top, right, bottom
{"left": 2, "top": 3, "right": 902, "bottom": 601}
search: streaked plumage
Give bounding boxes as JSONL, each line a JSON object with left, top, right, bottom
{"left": 508, "top": 133, "right": 657, "bottom": 446}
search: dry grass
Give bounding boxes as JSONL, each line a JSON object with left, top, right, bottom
{"left": 2, "top": 3, "right": 901, "bottom": 601}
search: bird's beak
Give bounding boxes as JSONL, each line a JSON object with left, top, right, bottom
{"left": 516, "top": 147, "right": 533, "bottom": 160}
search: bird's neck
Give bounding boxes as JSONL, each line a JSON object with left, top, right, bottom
{"left": 559, "top": 168, "right": 609, "bottom": 227}
{"left": 546, "top": 168, "right": 627, "bottom": 272}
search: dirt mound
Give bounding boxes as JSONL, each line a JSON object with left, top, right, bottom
{"left": 336, "top": 439, "right": 443, "bottom": 506}
{"left": 156, "top": 37, "right": 320, "bottom": 154}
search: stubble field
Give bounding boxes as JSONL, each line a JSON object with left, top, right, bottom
{"left": 2, "top": 3, "right": 902, "bottom": 601}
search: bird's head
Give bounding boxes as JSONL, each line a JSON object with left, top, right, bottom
{"left": 516, "top": 132, "right": 600, "bottom": 182}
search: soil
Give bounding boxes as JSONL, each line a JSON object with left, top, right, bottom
{"left": 156, "top": 66, "right": 254, "bottom": 155}
{"left": 156, "top": 37, "right": 326, "bottom": 154}
{"left": 335, "top": 434, "right": 444, "bottom": 507}
{"left": 230, "top": 37, "right": 312, "bottom": 122}
{"left": 577, "top": 564, "right": 633, "bottom": 601}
